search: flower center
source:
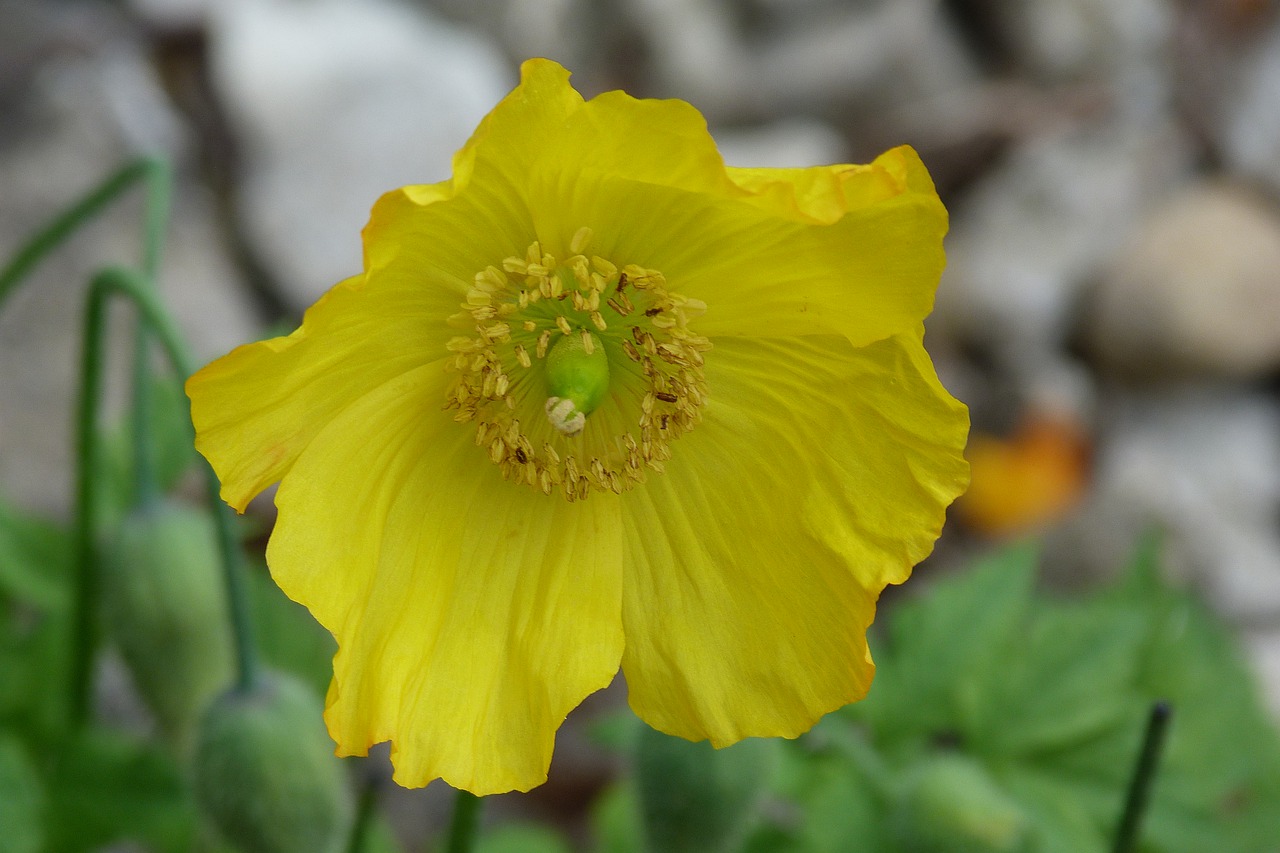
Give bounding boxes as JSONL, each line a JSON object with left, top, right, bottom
{"left": 444, "top": 227, "right": 711, "bottom": 500}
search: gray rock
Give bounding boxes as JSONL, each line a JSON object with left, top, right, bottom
{"left": 715, "top": 118, "right": 846, "bottom": 168}
{"left": 1214, "top": 16, "right": 1280, "bottom": 196}
{"left": 935, "top": 112, "right": 1191, "bottom": 379}
{"left": 991, "top": 0, "right": 1172, "bottom": 83}
{"left": 628, "top": 0, "right": 978, "bottom": 121}
{"left": 209, "top": 0, "right": 511, "bottom": 308}
{"left": 0, "top": 17, "right": 257, "bottom": 514}
{"left": 1243, "top": 629, "right": 1280, "bottom": 720}
{"left": 1050, "top": 387, "right": 1280, "bottom": 624}
{"left": 1084, "top": 182, "right": 1280, "bottom": 380}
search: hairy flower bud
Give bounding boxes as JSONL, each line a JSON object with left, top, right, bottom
{"left": 193, "top": 672, "right": 351, "bottom": 853}
{"left": 102, "top": 499, "right": 234, "bottom": 750}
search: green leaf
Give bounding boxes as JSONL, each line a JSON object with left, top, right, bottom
{"left": 634, "top": 726, "right": 777, "bottom": 853}
{"left": 778, "top": 747, "right": 886, "bottom": 852}
{"left": 44, "top": 727, "right": 196, "bottom": 853}
{"left": 994, "top": 765, "right": 1108, "bottom": 853}
{"left": 0, "top": 731, "right": 44, "bottom": 853}
{"left": 854, "top": 541, "right": 1038, "bottom": 747}
{"left": 0, "top": 592, "right": 74, "bottom": 743}
{"left": 970, "top": 598, "right": 1149, "bottom": 761}
{"left": 591, "top": 781, "right": 644, "bottom": 853}
{"left": 476, "top": 824, "right": 573, "bottom": 853}
{"left": 0, "top": 501, "right": 70, "bottom": 609}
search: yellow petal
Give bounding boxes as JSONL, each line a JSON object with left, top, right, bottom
{"left": 586, "top": 171, "right": 947, "bottom": 343}
{"left": 187, "top": 273, "right": 438, "bottom": 511}
{"left": 189, "top": 169, "right": 537, "bottom": 512}
{"left": 618, "top": 332, "right": 969, "bottom": 744}
{"left": 453, "top": 59, "right": 735, "bottom": 250}
{"left": 405, "top": 60, "right": 947, "bottom": 345}
{"left": 266, "top": 360, "right": 625, "bottom": 794}
{"left": 727, "top": 145, "right": 943, "bottom": 224}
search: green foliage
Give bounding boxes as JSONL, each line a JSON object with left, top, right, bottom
{"left": 44, "top": 727, "right": 196, "bottom": 853}
{"left": 475, "top": 824, "right": 574, "bottom": 853}
{"left": 892, "top": 754, "right": 1032, "bottom": 853}
{"left": 0, "top": 501, "right": 75, "bottom": 745}
{"left": 635, "top": 725, "right": 778, "bottom": 853}
{"left": 0, "top": 733, "right": 44, "bottom": 853}
{"left": 193, "top": 671, "right": 352, "bottom": 853}
{"left": 0, "top": 501, "right": 70, "bottom": 610}
{"left": 765, "top": 540, "right": 1280, "bottom": 853}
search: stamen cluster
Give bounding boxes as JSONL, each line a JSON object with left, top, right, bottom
{"left": 444, "top": 229, "right": 712, "bottom": 500}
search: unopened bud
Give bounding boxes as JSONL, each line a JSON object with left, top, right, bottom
{"left": 102, "top": 500, "right": 234, "bottom": 750}
{"left": 194, "top": 672, "right": 351, "bottom": 853}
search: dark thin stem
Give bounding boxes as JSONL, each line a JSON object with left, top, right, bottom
{"left": 70, "top": 266, "right": 259, "bottom": 723}
{"left": 0, "top": 157, "right": 169, "bottom": 309}
{"left": 1111, "top": 701, "right": 1174, "bottom": 853}
{"left": 443, "top": 790, "right": 482, "bottom": 853}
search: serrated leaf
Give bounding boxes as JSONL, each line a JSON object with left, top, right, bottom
{"left": 44, "top": 727, "right": 195, "bottom": 853}
{"left": 971, "top": 599, "right": 1149, "bottom": 759}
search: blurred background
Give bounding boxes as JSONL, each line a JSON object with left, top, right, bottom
{"left": 2, "top": 0, "right": 1280, "bottom": 846}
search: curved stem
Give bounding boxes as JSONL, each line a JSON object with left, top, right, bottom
{"left": 129, "top": 158, "right": 173, "bottom": 508}
{"left": 0, "top": 156, "right": 172, "bottom": 512}
{"left": 71, "top": 266, "right": 259, "bottom": 723}
{"left": 0, "top": 157, "right": 169, "bottom": 309}
{"left": 443, "top": 790, "right": 482, "bottom": 853}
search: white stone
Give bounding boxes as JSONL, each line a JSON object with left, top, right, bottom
{"left": 715, "top": 119, "right": 846, "bottom": 168}
{"left": 0, "top": 44, "right": 257, "bottom": 514}
{"left": 935, "top": 113, "right": 1191, "bottom": 377}
{"left": 1220, "top": 19, "right": 1280, "bottom": 196}
{"left": 209, "top": 0, "right": 511, "bottom": 306}
{"left": 1085, "top": 182, "right": 1280, "bottom": 379}
{"left": 1052, "top": 388, "right": 1280, "bottom": 623}
{"left": 628, "top": 0, "right": 977, "bottom": 119}
{"left": 1243, "top": 630, "right": 1280, "bottom": 721}
{"left": 992, "top": 0, "right": 1172, "bottom": 82}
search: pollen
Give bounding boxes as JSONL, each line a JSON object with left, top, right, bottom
{"left": 443, "top": 233, "right": 711, "bottom": 501}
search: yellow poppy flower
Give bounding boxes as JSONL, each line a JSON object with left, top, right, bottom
{"left": 187, "top": 58, "right": 970, "bottom": 795}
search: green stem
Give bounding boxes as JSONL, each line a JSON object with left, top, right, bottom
{"left": 0, "top": 157, "right": 170, "bottom": 309}
{"left": 345, "top": 768, "right": 382, "bottom": 853}
{"left": 129, "top": 158, "right": 173, "bottom": 508}
{"left": 443, "top": 790, "right": 482, "bottom": 853}
{"left": 71, "top": 266, "right": 259, "bottom": 723}
{"left": 1111, "top": 701, "right": 1173, "bottom": 853}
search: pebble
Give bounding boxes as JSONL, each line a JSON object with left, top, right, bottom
{"left": 209, "top": 0, "right": 511, "bottom": 307}
{"left": 1084, "top": 181, "right": 1280, "bottom": 380}
{"left": 1048, "top": 387, "right": 1280, "bottom": 624}
{"left": 0, "top": 13, "right": 257, "bottom": 514}
{"left": 935, "top": 111, "right": 1190, "bottom": 376}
